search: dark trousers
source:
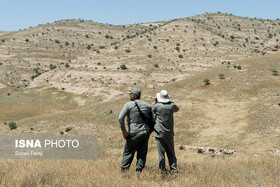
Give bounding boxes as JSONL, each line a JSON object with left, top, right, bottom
{"left": 155, "top": 137, "right": 177, "bottom": 170}
{"left": 121, "top": 131, "right": 150, "bottom": 170}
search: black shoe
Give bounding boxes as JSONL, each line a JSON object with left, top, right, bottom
{"left": 121, "top": 168, "right": 129, "bottom": 172}
{"left": 160, "top": 168, "right": 168, "bottom": 175}
{"left": 171, "top": 169, "right": 178, "bottom": 174}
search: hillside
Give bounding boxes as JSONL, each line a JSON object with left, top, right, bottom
{"left": 0, "top": 47, "right": 279, "bottom": 186}
{"left": 1, "top": 13, "right": 280, "bottom": 101}
{"left": 0, "top": 13, "right": 280, "bottom": 186}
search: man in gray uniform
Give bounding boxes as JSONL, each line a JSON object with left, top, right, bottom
{"left": 118, "top": 88, "right": 152, "bottom": 174}
{"left": 152, "top": 90, "right": 179, "bottom": 173}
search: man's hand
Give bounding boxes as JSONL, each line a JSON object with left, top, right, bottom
{"left": 154, "top": 97, "right": 158, "bottom": 103}
{"left": 122, "top": 131, "right": 130, "bottom": 139}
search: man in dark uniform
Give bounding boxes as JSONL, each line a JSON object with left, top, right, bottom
{"left": 118, "top": 88, "right": 152, "bottom": 176}
{"left": 152, "top": 90, "right": 179, "bottom": 173}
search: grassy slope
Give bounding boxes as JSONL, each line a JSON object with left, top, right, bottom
{"left": 0, "top": 51, "right": 279, "bottom": 186}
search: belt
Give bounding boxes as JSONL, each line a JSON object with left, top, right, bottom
{"left": 130, "top": 130, "right": 148, "bottom": 137}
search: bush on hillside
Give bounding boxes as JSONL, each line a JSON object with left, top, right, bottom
{"left": 8, "top": 122, "right": 17, "bottom": 130}
{"left": 204, "top": 78, "right": 210, "bottom": 85}
{"left": 120, "top": 64, "right": 127, "bottom": 70}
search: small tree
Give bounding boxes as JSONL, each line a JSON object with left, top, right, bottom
{"left": 65, "top": 63, "right": 70, "bottom": 68}
{"left": 204, "top": 78, "right": 210, "bottom": 85}
{"left": 237, "top": 65, "right": 242, "bottom": 70}
{"left": 65, "top": 127, "right": 73, "bottom": 132}
{"left": 272, "top": 69, "right": 279, "bottom": 76}
{"left": 8, "top": 122, "right": 17, "bottom": 130}
{"left": 120, "top": 64, "right": 127, "bottom": 70}
{"left": 87, "top": 45, "right": 91, "bottom": 50}
{"left": 219, "top": 74, "right": 225, "bottom": 79}
{"left": 147, "top": 54, "right": 152, "bottom": 58}
{"left": 50, "top": 64, "right": 57, "bottom": 70}
{"left": 153, "top": 46, "right": 157, "bottom": 49}
{"left": 178, "top": 54, "right": 183, "bottom": 58}
{"left": 154, "top": 64, "right": 159, "bottom": 68}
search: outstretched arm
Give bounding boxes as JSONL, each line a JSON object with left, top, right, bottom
{"left": 172, "top": 102, "right": 180, "bottom": 112}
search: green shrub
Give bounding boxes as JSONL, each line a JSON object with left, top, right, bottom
{"left": 178, "top": 54, "right": 183, "bottom": 58}
{"left": 219, "top": 74, "right": 225, "bottom": 79}
{"left": 65, "top": 127, "right": 73, "bottom": 132}
{"left": 55, "top": 40, "right": 60, "bottom": 44}
{"left": 87, "top": 45, "right": 91, "bottom": 50}
{"left": 8, "top": 122, "right": 17, "bottom": 130}
{"left": 175, "top": 47, "right": 180, "bottom": 52}
{"left": 237, "top": 65, "right": 242, "bottom": 70}
{"left": 99, "top": 46, "right": 105, "bottom": 49}
{"left": 114, "top": 46, "right": 119, "bottom": 50}
{"left": 65, "top": 63, "right": 70, "bottom": 68}
{"left": 25, "top": 39, "right": 29, "bottom": 42}
{"left": 147, "top": 54, "right": 152, "bottom": 58}
{"left": 154, "top": 64, "right": 159, "bottom": 68}
{"left": 85, "top": 34, "right": 89, "bottom": 38}
{"left": 125, "top": 49, "right": 131, "bottom": 53}
{"left": 1, "top": 39, "right": 4, "bottom": 42}
{"left": 204, "top": 78, "right": 210, "bottom": 85}
{"left": 120, "top": 64, "right": 127, "bottom": 70}
{"left": 153, "top": 46, "right": 157, "bottom": 49}
{"left": 271, "top": 69, "right": 279, "bottom": 76}
{"left": 50, "top": 64, "right": 57, "bottom": 70}
{"left": 0, "top": 62, "right": 3, "bottom": 66}
{"left": 176, "top": 43, "right": 180, "bottom": 46}
{"left": 97, "top": 62, "right": 101, "bottom": 65}
{"left": 31, "top": 72, "right": 41, "bottom": 80}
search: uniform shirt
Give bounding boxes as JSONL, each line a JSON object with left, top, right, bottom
{"left": 152, "top": 102, "right": 179, "bottom": 138}
{"left": 118, "top": 99, "right": 151, "bottom": 133}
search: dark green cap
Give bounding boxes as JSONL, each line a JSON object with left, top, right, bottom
{"left": 127, "top": 88, "right": 141, "bottom": 96}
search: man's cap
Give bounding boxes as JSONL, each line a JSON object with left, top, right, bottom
{"left": 127, "top": 88, "right": 141, "bottom": 96}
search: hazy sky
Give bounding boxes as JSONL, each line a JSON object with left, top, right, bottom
{"left": 0, "top": 0, "right": 279, "bottom": 31}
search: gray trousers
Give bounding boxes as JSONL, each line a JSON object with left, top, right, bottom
{"left": 155, "top": 137, "right": 177, "bottom": 170}
{"left": 121, "top": 131, "right": 150, "bottom": 170}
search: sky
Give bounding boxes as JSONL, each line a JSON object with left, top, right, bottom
{"left": 0, "top": 0, "right": 280, "bottom": 31}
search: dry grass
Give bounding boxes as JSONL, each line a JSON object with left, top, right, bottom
{"left": 1, "top": 153, "right": 280, "bottom": 186}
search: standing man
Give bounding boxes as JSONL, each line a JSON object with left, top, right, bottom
{"left": 118, "top": 88, "right": 152, "bottom": 176}
{"left": 152, "top": 90, "right": 179, "bottom": 173}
